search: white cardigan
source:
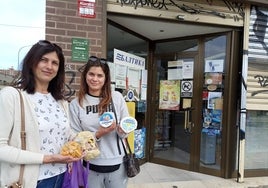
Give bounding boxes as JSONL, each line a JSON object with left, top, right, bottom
{"left": 0, "top": 86, "right": 69, "bottom": 188}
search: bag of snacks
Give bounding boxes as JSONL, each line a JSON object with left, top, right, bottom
{"left": 60, "top": 141, "right": 83, "bottom": 158}
{"left": 74, "top": 131, "right": 100, "bottom": 161}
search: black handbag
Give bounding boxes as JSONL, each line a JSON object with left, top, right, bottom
{"left": 111, "top": 99, "right": 140, "bottom": 178}
{"left": 121, "top": 138, "right": 140, "bottom": 178}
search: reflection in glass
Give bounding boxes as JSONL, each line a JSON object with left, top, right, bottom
{"left": 245, "top": 111, "right": 268, "bottom": 169}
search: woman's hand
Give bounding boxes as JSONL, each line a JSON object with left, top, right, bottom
{"left": 116, "top": 126, "right": 126, "bottom": 135}
{"left": 95, "top": 121, "right": 117, "bottom": 139}
{"left": 43, "top": 154, "right": 82, "bottom": 164}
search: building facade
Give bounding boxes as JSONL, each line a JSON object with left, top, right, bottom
{"left": 7, "top": 0, "right": 264, "bottom": 179}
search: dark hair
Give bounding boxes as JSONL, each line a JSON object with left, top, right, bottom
{"left": 13, "top": 40, "right": 65, "bottom": 100}
{"left": 78, "top": 56, "right": 111, "bottom": 114}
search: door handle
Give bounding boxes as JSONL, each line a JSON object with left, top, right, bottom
{"left": 184, "top": 108, "right": 193, "bottom": 134}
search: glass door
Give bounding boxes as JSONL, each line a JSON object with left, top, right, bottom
{"left": 151, "top": 35, "right": 228, "bottom": 175}
{"left": 151, "top": 38, "right": 200, "bottom": 170}
{"left": 152, "top": 55, "right": 199, "bottom": 169}
{"left": 199, "top": 35, "right": 227, "bottom": 175}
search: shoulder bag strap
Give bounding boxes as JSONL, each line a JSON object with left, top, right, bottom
{"left": 120, "top": 137, "right": 132, "bottom": 155}
{"left": 125, "top": 138, "right": 133, "bottom": 154}
{"left": 120, "top": 138, "right": 128, "bottom": 155}
{"left": 111, "top": 99, "right": 133, "bottom": 155}
{"left": 111, "top": 99, "right": 122, "bottom": 155}
{"left": 17, "top": 89, "right": 26, "bottom": 186}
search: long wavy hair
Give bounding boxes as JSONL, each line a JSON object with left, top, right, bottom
{"left": 12, "top": 40, "right": 65, "bottom": 100}
{"left": 78, "top": 57, "right": 112, "bottom": 114}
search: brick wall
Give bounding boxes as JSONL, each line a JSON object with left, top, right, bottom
{"left": 46, "top": 0, "right": 106, "bottom": 100}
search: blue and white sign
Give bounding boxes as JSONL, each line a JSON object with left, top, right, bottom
{"left": 114, "top": 48, "right": 145, "bottom": 70}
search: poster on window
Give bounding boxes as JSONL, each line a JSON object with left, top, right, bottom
{"left": 167, "top": 60, "right": 183, "bottom": 80}
{"left": 204, "top": 72, "right": 223, "bottom": 85}
{"left": 127, "top": 68, "right": 141, "bottom": 97}
{"left": 134, "top": 127, "right": 146, "bottom": 159}
{"left": 159, "top": 80, "right": 180, "bottom": 110}
{"left": 183, "top": 61, "right": 194, "bottom": 79}
{"left": 204, "top": 59, "right": 224, "bottom": 73}
{"left": 181, "top": 80, "right": 193, "bottom": 97}
{"left": 203, "top": 109, "right": 222, "bottom": 129}
{"left": 207, "top": 92, "right": 222, "bottom": 109}
{"left": 115, "top": 64, "right": 127, "bottom": 89}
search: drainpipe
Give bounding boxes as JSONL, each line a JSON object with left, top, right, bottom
{"left": 237, "top": 3, "right": 250, "bottom": 183}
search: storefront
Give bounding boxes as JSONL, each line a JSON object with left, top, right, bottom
{"left": 43, "top": 0, "right": 268, "bottom": 179}
{"left": 106, "top": 0, "right": 244, "bottom": 178}
{"left": 106, "top": 0, "right": 268, "bottom": 179}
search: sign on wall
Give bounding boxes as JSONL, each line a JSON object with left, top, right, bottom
{"left": 78, "top": 0, "right": 96, "bottom": 18}
{"left": 71, "top": 38, "right": 89, "bottom": 62}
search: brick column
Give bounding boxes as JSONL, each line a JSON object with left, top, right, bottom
{"left": 46, "top": 0, "right": 106, "bottom": 99}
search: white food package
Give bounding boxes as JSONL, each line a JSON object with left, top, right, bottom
{"left": 120, "top": 117, "right": 138, "bottom": 133}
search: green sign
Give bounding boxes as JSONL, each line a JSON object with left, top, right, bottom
{"left": 71, "top": 38, "right": 89, "bottom": 62}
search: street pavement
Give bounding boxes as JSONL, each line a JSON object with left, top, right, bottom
{"left": 127, "top": 162, "right": 268, "bottom": 188}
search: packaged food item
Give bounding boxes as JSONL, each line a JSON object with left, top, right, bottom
{"left": 99, "top": 112, "right": 115, "bottom": 127}
{"left": 120, "top": 117, "right": 137, "bottom": 133}
{"left": 74, "top": 131, "right": 100, "bottom": 161}
{"left": 60, "top": 141, "right": 83, "bottom": 158}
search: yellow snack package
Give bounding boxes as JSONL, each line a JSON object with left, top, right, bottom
{"left": 60, "top": 141, "right": 83, "bottom": 158}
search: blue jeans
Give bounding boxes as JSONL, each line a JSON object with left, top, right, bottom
{"left": 36, "top": 173, "right": 65, "bottom": 188}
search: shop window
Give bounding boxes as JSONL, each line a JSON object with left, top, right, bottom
{"left": 245, "top": 110, "right": 268, "bottom": 169}
{"left": 200, "top": 35, "right": 226, "bottom": 169}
